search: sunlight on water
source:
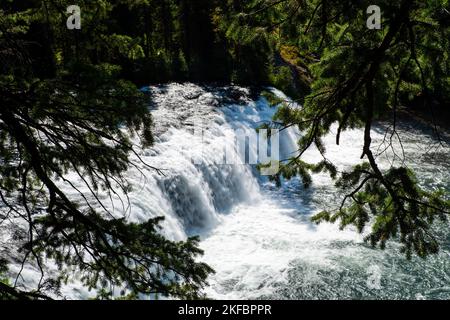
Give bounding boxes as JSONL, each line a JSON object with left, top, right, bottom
{"left": 5, "top": 83, "right": 447, "bottom": 299}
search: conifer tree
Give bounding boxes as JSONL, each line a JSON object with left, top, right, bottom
{"left": 223, "top": 0, "right": 450, "bottom": 258}
{"left": 0, "top": 0, "right": 212, "bottom": 299}
{"left": 1, "top": 0, "right": 449, "bottom": 301}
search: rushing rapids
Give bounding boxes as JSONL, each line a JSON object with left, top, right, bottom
{"left": 1, "top": 83, "right": 449, "bottom": 299}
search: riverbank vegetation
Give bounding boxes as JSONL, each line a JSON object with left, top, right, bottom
{"left": 1, "top": 0, "right": 449, "bottom": 299}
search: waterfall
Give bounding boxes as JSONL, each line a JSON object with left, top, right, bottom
{"left": 123, "top": 83, "right": 300, "bottom": 239}
{"left": 132, "top": 84, "right": 448, "bottom": 300}
{"left": 3, "top": 83, "right": 449, "bottom": 299}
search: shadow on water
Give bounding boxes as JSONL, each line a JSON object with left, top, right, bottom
{"left": 256, "top": 120, "right": 450, "bottom": 300}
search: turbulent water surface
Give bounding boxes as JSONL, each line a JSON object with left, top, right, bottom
{"left": 2, "top": 83, "right": 449, "bottom": 299}
{"left": 146, "top": 84, "right": 450, "bottom": 300}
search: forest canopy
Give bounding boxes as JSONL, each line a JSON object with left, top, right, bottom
{"left": 0, "top": 0, "right": 449, "bottom": 299}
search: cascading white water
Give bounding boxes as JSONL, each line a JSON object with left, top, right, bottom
{"left": 141, "top": 83, "right": 450, "bottom": 300}
{"left": 3, "top": 83, "right": 449, "bottom": 299}
{"left": 146, "top": 83, "right": 449, "bottom": 300}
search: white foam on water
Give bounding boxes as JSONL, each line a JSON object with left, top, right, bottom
{"left": 2, "top": 83, "right": 448, "bottom": 299}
